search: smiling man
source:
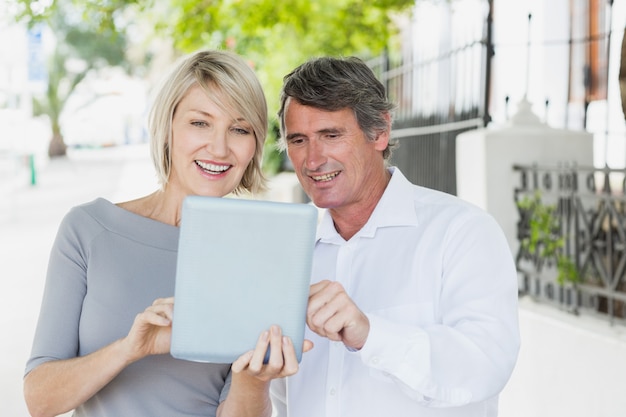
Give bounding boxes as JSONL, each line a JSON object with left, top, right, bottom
{"left": 271, "top": 56, "right": 521, "bottom": 417}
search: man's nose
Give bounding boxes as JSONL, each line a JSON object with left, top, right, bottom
{"left": 305, "top": 139, "right": 326, "bottom": 170}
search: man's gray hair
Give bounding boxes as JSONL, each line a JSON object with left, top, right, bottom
{"left": 278, "top": 56, "right": 397, "bottom": 160}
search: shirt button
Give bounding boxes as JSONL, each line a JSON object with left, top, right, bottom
{"left": 329, "top": 388, "right": 336, "bottom": 396}
{"left": 371, "top": 357, "right": 380, "bottom": 365}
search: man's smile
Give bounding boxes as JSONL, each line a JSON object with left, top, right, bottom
{"left": 310, "top": 171, "right": 340, "bottom": 182}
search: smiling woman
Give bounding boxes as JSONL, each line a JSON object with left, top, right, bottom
{"left": 23, "top": 49, "right": 305, "bottom": 417}
{"left": 148, "top": 50, "right": 268, "bottom": 198}
{"left": 166, "top": 84, "right": 257, "bottom": 200}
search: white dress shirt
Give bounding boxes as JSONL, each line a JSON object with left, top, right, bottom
{"left": 271, "top": 167, "right": 520, "bottom": 417}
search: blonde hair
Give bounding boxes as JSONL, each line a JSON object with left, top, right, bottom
{"left": 148, "top": 50, "right": 267, "bottom": 194}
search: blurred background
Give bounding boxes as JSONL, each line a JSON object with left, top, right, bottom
{"left": 2, "top": 0, "right": 626, "bottom": 416}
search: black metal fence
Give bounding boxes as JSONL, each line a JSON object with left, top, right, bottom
{"left": 369, "top": 0, "right": 614, "bottom": 197}
{"left": 367, "top": 1, "right": 492, "bottom": 195}
{"left": 515, "top": 163, "right": 626, "bottom": 324}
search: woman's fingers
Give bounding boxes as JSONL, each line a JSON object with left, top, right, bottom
{"left": 232, "top": 325, "right": 308, "bottom": 380}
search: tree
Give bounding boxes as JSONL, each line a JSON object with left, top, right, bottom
{"left": 160, "top": 1, "right": 413, "bottom": 106}
{"left": 162, "top": 0, "right": 414, "bottom": 172}
{"left": 618, "top": 29, "right": 626, "bottom": 118}
{"left": 15, "top": 0, "right": 414, "bottom": 165}
{"left": 14, "top": 1, "right": 131, "bottom": 157}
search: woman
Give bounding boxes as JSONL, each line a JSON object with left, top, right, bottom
{"left": 24, "top": 50, "right": 303, "bottom": 417}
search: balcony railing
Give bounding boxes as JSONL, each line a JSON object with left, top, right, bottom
{"left": 515, "top": 163, "right": 626, "bottom": 325}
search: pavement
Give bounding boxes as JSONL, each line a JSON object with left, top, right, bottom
{"left": 0, "top": 144, "right": 159, "bottom": 416}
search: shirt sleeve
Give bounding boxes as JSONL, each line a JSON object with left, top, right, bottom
{"left": 24, "top": 207, "right": 93, "bottom": 375}
{"left": 357, "top": 213, "right": 520, "bottom": 407}
{"left": 219, "top": 368, "right": 233, "bottom": 404}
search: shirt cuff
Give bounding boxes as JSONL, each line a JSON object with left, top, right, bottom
{"left": 358, "top": 313, "right": 432, "bottom": 392}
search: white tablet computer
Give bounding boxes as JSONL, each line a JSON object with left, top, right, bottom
{"left": 170, "top": 196, "right": 318, "bottom": 364}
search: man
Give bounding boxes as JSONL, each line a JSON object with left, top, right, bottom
{"left": 271, "top": 56, "right": 520, "bottom": 417}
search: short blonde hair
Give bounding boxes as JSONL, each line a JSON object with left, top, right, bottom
{"left": 148, "top": 50, "right": 268, "bottom": 194}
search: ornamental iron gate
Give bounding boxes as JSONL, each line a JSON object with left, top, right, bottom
{"left": 515, "top": 163, "right": 626, "bottom": 324}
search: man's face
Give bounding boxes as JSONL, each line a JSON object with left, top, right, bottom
{"left": 283, "top": 98, "right": 389, "bottom": 212}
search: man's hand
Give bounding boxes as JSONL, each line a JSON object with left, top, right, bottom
{"left": 307, "top": 280, "right": 370, "bottom": 350}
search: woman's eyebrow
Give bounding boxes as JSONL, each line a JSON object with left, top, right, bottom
{"left": 189, "top": 109, "right": 214, "bottom": 118}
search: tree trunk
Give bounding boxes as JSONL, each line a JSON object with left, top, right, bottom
{"left": 48, "top": 133, "right": 67, "bottom": 157}
{"left": 619, "top": 29, "right": 626, "bottom": 118}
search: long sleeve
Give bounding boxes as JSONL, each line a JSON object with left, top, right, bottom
{"left": 277, "top": 169, "right": 520, "bottom": 417}
{"left": 358, "top": 213, "right": 520, "bottom": 406}
{"left": 25, "top": 199, "right": 232, "bottom": 417}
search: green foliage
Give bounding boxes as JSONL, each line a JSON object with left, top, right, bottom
{"left": 12, "top": 0, "right": 145, "bottom": 33}
{"left": 162, "top": 0, "right": 413, "bottom": 110}
{"left": 13, "top": 0, "right": 414, "bottom": 163}
{"left": 160, "top": 0, "right": 414, "bottom": 172}
{"left": 517, "top": 192, "right": 580, "bottom": 286}
{"left": 260, "top": 120, "right": 283, "bottom": 176}
{"left": 14, "top": 0, "right": 414, "bottom": 108}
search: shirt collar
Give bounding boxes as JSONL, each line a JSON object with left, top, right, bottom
{"left": 316, "top": 167, "right": 419, "bottom": 243}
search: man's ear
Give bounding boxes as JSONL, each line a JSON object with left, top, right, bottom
{"left": 373, "top": 112, "right": 391, "bottom": 151}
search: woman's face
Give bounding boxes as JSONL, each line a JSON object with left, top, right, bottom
{"left": 168, "top": 84, "right": 256, "bottom": 198}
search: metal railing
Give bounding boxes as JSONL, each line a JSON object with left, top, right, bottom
{"left": 367, "top": 0, "right": 492, "bottom": 194}
{"left": 514, "top": 163, "right": 626, "bottom": 325}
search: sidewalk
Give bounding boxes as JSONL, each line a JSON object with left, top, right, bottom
{"left": 0, "top": 144, "right": 159, "bottom": 416}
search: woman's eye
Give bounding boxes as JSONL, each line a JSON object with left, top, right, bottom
{"left": 233, "top": 127, "right": 251, "bottom": 135}
{"left": 191, "top": 121, "right": 208, "bottom": 127}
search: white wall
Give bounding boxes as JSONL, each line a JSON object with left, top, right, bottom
{"left": 456, "top": 103, "right": 594, "bottom": 255}
{"left": 499, "top": 297, "right": 626, "bottom": 417}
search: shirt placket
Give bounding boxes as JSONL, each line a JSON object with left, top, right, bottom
{"left": 325, "top": 239, "right": 356, "bottom": 417}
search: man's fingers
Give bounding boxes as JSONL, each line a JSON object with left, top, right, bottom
{"left": 302, "top": 339, "right": 314, "bottom": 353}
{"left": 309, "top": 280, "right": 332, "bottom": 297}
{"left": 307, "top": 288, "right": 348, "bottom": 337}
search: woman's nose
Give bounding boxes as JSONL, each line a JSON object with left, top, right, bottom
{"left": 206, "top": 131, "right": 229, "bottom": 158}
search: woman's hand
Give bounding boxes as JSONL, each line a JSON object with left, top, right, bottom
{"left": 217, "top": 326, "right": 314, "bottom": 417}
{"left": 121, "top": 297, "right": 175, "bottom": 363}
{"left": 231, "top": 325, "right": 313, "bottom": 381}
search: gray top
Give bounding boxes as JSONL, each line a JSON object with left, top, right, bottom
{"left": 25, "top": 198, "right": 231, "bottom": 417}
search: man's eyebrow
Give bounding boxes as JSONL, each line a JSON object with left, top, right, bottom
{"left": 286, "top": 132, "right": 305, "bottom": 141}
{"left": 318, "top": 127, "right": 343, "bottom": 135}
{"left": 286, "top": 127, "right": 345, "bottom": 141}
